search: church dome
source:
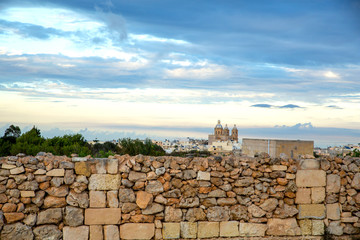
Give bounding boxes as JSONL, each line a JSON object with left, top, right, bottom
{"left": 232, "top": 124, "right": 237, "bottom": 130}
{"left": 215, "top": 120, "right": 223, "bottom": 129}
{"left": 224, "top": 124, "right": 229, "bottom": 129}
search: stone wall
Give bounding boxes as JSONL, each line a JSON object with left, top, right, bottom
{"left": 0, "top": 153, "right": 359, "bottom": 239}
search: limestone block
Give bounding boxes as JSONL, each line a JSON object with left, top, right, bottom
{"left": 75, "top": 162, "right": 91, "bottom": 177}
{"left": 2, "top": 163, "right": 16, "bottom": 169}
{"left": 136, "top": 191, "right": 153, "bottom": 209}
{"left": 267, "top": 218, "right": 301, "bottom": 236}
{"left": 10, "top": 166, "right": 25, "bottom": 175}
{"left": 180, "top": 222, "right": 197, "bottom": 239}
{"left": 295, "top": 188, "right": 311, "bottom": 204}
{"left": 198, "top": 222, "right": 219, "bottom": 238}
{"left": 327, "top": 221, "right": 343, "bottom": 235}
{"left": 327, "top": 203, "right": 341, "bottom": 220}
{"left": 299, "top": 219, "right": 312, "bottom": 235}
{"left": 197, "top": 171, "right": 210, "bottom": 181}
{"left": 271, "top": 165, "right": 287, "bottom": 171}
{"left": 72, "top": 157, "right": 88, "bottom": 162}
{"left": 90, "top": 191, "right": 106, "bottom": 208}
{"left": 327, "top": 174, "right": 341, "bottom": 193}
{"left": 85, "top": 208, "right": 121, "bottom": 225}
{"left": 104, "top": 225, "right": 119, "bottom": 240}
{"left": 220, "top": 221, "right": 239, "bottom": 237}
{"left": 20, "top": 191, "right": 35, "bottom": 198}
{"left": 46, "top": 168, "right": 65, "bottom": 177}
{"left": 239, "top": 223, "right": 267, "bottom": 237}
{"left": 296, "top": 170, "right": 326, "bottom": 187}
{"left": 298, "top": 204, "right": 326, "bottom": 219}
{"left": 4, "top": 212, "right": 25, "bottom": 223}
{"left": 312, "top": 220, "right": 324, "bottom": 235}
{"left": 351, "top": 173, "right": 360, "bottom": 190}
{"left": 299, "top": 159, "right": 320, "bottom": 170}
{"left": 162, "top": 222, "right": 180, "bottom": 239}
{"left": 34, "top": 169, "right": 46, "bottom": 175}
{"left": 120, "top": 223, "right": 155, "bottom": 240}
{"left": 107, "top": 159, "right": 118, "bottom": 174}
{"left": 90, "top": 225, "right": 103, "bottom": 240}
{"left": 63, "top": 226, "right": 89, "bottom": 240}
{"left": 341, "top": 217, "right": 359, "bottom": 222}
{"left": 155, "top": 229, "right": 162, "bottom": 240}
{"left": 107, "top": 191, "right": 119, "bottom": 208}
{"left": 88, "top": 174, "right": 120, "bottom": 190}
{"left": 95, "top": 160, "right": 107, "bottom": 174}
{"left": 311, "top": 187, "right": 325, "bottom": 203}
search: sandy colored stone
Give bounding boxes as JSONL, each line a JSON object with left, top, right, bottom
{"left": 107, "top": 159, "right": 118, "bottom": 174}
{"left": 267, "top": 218, "right": 301, "bottom": 236}
{"left": 4, "top": 212, "right": 25, "bottom": 223}
{"left": 198, "top": 222, "right": 219, "bottom": 238}
{"left": 107, "top": 190, "right": 119, "bottom": 208}
{"left": 75, "top": 162, "right": 91, "bottom": 177}
{"left": 88, "top": 174, "right": 121, "bottom": 190}
{"left": 90, "top": 190, "right": 106, "bottom": 208}
{"left": 10, "top": 166, "right": 25, "bottom": 175}
{"left": 63, "top": 226, "right": 89, "bottom": 240}
{"left": 44, "top": 196, "right": 67, "bottom": 208}
{"left": 299, "top": 219, "right": 312, "bottom": 235}
{"left": 120, "top": 223, "right": 155, "bottom": 240}
{"left": 90, "top": 225, "right": 103, "bottom": 240}
{"left": 239, "top": 223, "right": 267, "bottom": 237}
{"left": 295, "top": 188, "right": 311, "bottom": 204}
{"left": 312, "top": 220, "right": 324, "bottom": 235}
{"left": 271, "top": 165, "right": 287, "bottom": 171}
{"left": 20, "top": 190, "right": 35, "bottom": 198}
{"left": 220, "top": 221, "right": 239, "bottom": 237}
{"left": 180, "top": 222, "right": 197, "bottom": 239}
{"left": 46, "top": 168, "right": 65, "bottom": 176}
{"left": 299, "top": 159, "right": 319, "bottom": 170}
{"left": 104, "top": 225, "right": 119, "bottom": 240}
{"left": 2, "top": 203, "right": 17, "bottom": 213}
{"left": 296, "top": 170, "right": 326, "bottom": 187}
{"left": 298, "top": 204, "right": 326, "bottom": 219}
{"left": 197, "top": 171, "right": 210, "bottom": 181}
{"left": 2, "top": 163, "right": 16, "bottom": 169}
{"left": 34, "top": 169, "right": 47, "bottom": 175}
{"left": 163, "top": 222, "right": 180, "bottom": 239}
{"left": 327, "top": 174, "right": 341, "bottom": 193}
{"left": 136, "top": 191, "right": 153, "bottom": 209}
{"left": 85, "top": 208, "right": 121, "bottom": 225}
{"left": 45, "top": 185, "right": 69, "bottom": 197}
{"left": 311, "top": 187, "right": 325, "bottom": 203}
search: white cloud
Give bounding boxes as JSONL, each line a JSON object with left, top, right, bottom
{"left": 165, "top": 64, "right": 231, "bottom": 79}
{"left": 323, "top": 71, "right": 339, "bottom": 78}
{"left": 129, "top": 34, "right": 189, "bottom": 45}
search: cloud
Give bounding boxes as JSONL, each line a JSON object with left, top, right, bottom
{"left": 251, "top": 104, "right": 272, "bottom": 108}
{"left": 327, "top": 105, "right": 343, "bottom": 109}
{"left": 279, "top": 104, "right": 301, "bottom": 109}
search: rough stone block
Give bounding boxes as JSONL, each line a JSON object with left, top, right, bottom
{"left": 104, "top": 225, "right": 119, "bottom": 240}
{"left": 327, "top": 174, "right": 341, "bottom": 193}
{"left": 312, "top": 220, "right": 324, "bottom": 235}
{"left": 239, "top": 223, "right": 267, "bottom": 237}
{"left": 298, "top": 204, "right": 326, "bottom": 219}
{"left": 295, "top": 188, "right": 311, "bottom": 204}
{"left": 311, "top": 187, "right": 325, "bottom": 203}
{"left": 46, "top": 168, "right": 65, "bottom": 177}
{"left": 299, "top": 219, "right": 312, "bottom": 235}
{"left": 120, "top": 223, "right": 155, "bottom": 240}
{"left": 90, "top": 191, "right": 106, "bottom": 208}
{"left": 107, "top": 191, "right": 119, "bottom": 208}
{"left": 300, "top": 159, "right": 320, "bottom": 170}
{"left": 75, "top": 162, "right": 91, "bottom": 177}
{"left": 197, "top": 171, "right": 210, "bottom": 181}
{"left": 220, "top": 221, "right": 239, "bottom": 237}
{"left": 20, "top": 191, "right": 35, "bottom": 198}
{"left": 198, "top": 222, "right": 219, "bottom": 238}
{"left": 34, "top": 169, "right": 46, "bottom": 175}
{"left": 271, "top": 165, "right": 287, "bottom": 171}
{"left": 72, "top": 157, "right": 88, "bottom": 162}
{"left": 88, "top": 174, "right": 120, "bottom": 190}
{"left": 107, "top": 159, "right": 118, "bottom": 174}
{"left": 85, "top": 208, "right": 121, "bottom": 225}
{"left": 163, "top": 222, "right": 180, "bottom": 239}
{"left": 63, "top": 226, "right": 89, "bottom": 240}
{"left": 327, "top": 203, "right": 341, "bottom": 220}
{"left": 2, "top": 163, "right": 16, "bottom": 169}
{"left": 90, "top": 225, "right": 103, "bottom": 240}
{"left": 95, "top": 160, "right": 107, "bottom": 174}
{"left": 296, "top": 170, "right": 326, "bottom": 187}
{"left": 4, "top": 212, "right": 25, "bottom": 223}
{"left": 10, "top": 166, "right": 25, "bottom": 175}
{"left": 267, "top": 218, "right": 301, "bottom": 236}
{"left": 180, "top": 222, "right": 197, "bottom": 239}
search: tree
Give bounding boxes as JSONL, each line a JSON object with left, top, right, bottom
{"left": 10, "top": 126, "right": 44, "bottom": 156}
{"left": 4, "top": 125, "right": 21, "bottom": 138}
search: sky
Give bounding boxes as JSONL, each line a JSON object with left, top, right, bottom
{"left": 0, "top": 0, "right": 359, "bottom": 147}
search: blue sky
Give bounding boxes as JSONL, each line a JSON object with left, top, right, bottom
{"left": 0, "top": 0, "right": 359, "bottom": 147}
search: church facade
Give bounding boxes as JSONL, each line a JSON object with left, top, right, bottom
{"left": 208, "top": 120, "right": 238, "bottom": 145}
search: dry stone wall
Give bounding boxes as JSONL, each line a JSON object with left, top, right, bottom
{"left": 0, "top": 153, "right": 359, "bottom": 239}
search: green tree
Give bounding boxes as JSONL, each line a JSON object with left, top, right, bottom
{"left": 0, "top": 125, "right": 22, "bottom": 156}
{"left": 118, "top": 138, "right": 165, "bottom": 156}
{"left": 10, "top": 126, "right": 44, "bottom": 156}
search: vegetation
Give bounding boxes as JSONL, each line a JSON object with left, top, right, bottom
{"left": 169, "top": 150, "right": 211, "bottom": 157}
{"left": 352, "top": 149, "right": 360, "bottom": 157}
{"left": 0, "top": 125, "right": 165, "bottom": 157}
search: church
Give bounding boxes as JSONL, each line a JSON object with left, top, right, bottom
{"left": 208, "top": 120, "right": 238, "bottom": 145}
